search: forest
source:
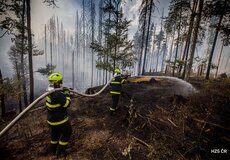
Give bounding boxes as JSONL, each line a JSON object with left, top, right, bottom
{"left": 0, "top": 0, "right": 229, "bottom": 159}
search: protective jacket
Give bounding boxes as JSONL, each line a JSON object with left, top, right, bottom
{"left": 46, "top": 91, "right": 71, "bottom": 126}
{"left": 110, "top": 75, "right": 126, "bottom": 94}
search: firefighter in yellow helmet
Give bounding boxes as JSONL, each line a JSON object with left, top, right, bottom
{"left": 46, "top": 72, "right": 72, "bottom": 157}
{"left": 109, "top": 68, "right": 126, "bottom": 115}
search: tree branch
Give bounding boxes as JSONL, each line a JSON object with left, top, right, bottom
{"left": 0, "top": 30, "right": 8, "bottom": 38}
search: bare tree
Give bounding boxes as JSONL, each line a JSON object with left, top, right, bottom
{"left": 142, "top": 0, "right": 155, "bottom": 74}
{"left": 26, "top": 0, "right": 34, "bottom": 103}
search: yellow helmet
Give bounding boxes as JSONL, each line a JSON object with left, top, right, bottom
{"left": 48, "top": 72, "right": 63, "bottom": 84}
{"left": 114, "top": 68, "right": 121, "bottom": 74}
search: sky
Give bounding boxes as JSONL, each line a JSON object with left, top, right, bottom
{"left": 0, "top": 0, "right": 229, "bottom": 93}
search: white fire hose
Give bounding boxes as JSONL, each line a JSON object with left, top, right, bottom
{"left": 0, "top": 75, "right": 196, "bottom": 138}
{"left": 0, "top": 78, "right": 112, "bottom": 137}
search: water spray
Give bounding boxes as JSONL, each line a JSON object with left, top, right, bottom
{"left": 0, "top": 76, "right": 196, "bottom": 137}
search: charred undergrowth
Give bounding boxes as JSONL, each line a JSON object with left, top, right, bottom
{"left": 0, "top": 78, "right": 229, "bottom": 159}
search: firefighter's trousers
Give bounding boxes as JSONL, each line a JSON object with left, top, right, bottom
{"left": 49, "top": 121, "right": 72, "bottom": 155}
{"left": 111, "top": 94, "right": 120, "bottom": 111}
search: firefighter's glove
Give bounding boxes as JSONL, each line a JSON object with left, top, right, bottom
{"left": 63, "top": 87, "right": 70, "bottom": 97}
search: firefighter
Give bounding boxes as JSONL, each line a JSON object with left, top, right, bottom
{"left": 45, "top": 72, "right": 72, "bottom": 157}
{"left": 109, "top": 68, "right": 126, "bottom": 115}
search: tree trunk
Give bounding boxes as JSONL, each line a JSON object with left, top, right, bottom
{"left": 149, "top": 24, "right": 156, "bottom": 71}
{"left": 72, "top": 50, "right": 75, "bottom": 88}
{"left": 91, "top": 0, "right": 95, "bottom": 87}
{"left": 215, "top": 42, "right": 224, "bottom": 78}
{"left": 178, "top": 41, "right": 187, "bottom": 77}
{"left": 21, "top": 0, "right": 28, "bottom": 107}
{"left": 205, "top": 0, "right": 226, "bottom": 80}
{"left": 26, "top": 0, "right": 34, "bottom": 103}
{"left": 224, "top": 55, "right": 230, "bottom": 72}
{"left": 156, "top": 41, "right": 161, "bottom": 72}
{"left": 181, "top": 0, "right": 197, "bottom": 79}
{"left": 98, "top": 0, "right": 103, "bottom": 84}
{"left": 172, "top": 1, "right": 183, "bottom": 77}
{"left": 168, "top": 27, "right": 176, "bottom": 62}
{"left": 45, "top": 24, "right": 47, "bottom": 64}
{"left": 185, "top": 0, "right": 204, "bottom": 80}
{"left": 0, "top": 69, "right": 5, "bottom": 118}
{"left": 75, "top": 11, "right": 79, "bottom": 86}
{"left": 12, "top": 50, "right": 23, "bottom": 112}
{"left": 50, "top": 42, "right": 53, "bottom": 65}
{"left": 142, "top": 0, "right": 153, "bottom": 75}
{"left": 16, "top": 62, "right": 22, "bottom": 112}
{"left": 161, "top": 34, "right": 168, "bottom": 72}
{"left": 138, "top": 0, "right": 148, "bottom": 75}
{"left": 82, "top": 0, "right": 86, "bottom": 86}
{"left": 57, "top": 17, "right": 60, "bottom": 65}
{"left": 156, "top": 12, "right": 164, "bottom": 73}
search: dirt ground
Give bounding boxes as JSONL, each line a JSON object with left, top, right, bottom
{"left": 0, "top": 76, "right": 229, "bottom": 160}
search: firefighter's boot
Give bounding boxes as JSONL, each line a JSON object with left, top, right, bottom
{"left": 56, "top": 145, "right": 67, "bottom": 157}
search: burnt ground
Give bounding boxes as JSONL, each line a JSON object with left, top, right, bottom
{"left": 0, "top": 76, "right": 230, "bottom": 160}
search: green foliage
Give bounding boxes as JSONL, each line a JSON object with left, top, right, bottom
{"left": 33, "top": 49, "right": 44, "bottom": 56}
{"left": 0, "top": 0, "right": 26, "bottom": 37}
{"left": 211, "top": 63, "right": 218, "bottom": 69}
{"left": 91, "top": 2, "right": 134, "bottom": 72}
{"left": 0, "top": 77, "right": 22, "bottom": 98}
{"left": 204, "top": 0, "right": 230, "bottom": 44}
{"left": 165, "top": 59, "right": 185, "bottom": 69}
{"left": 204, "top": 0, "right": 230, "bottom": 18}
{"left": 220, "top": 25, "right": 230, "bottom": 46}
{"left": 155, "top": 30, "right": 165, "bottom": 49}
{"left": 0, "top": 78, "right": 11, "bottom": 96}
{"left": 164, "top": 0, "right": 190, "bottom": 35}
{"left": 37, "top": 64, "right": 56, "bottom": 76}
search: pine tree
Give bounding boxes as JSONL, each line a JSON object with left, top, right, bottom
{"left": 142, "top": 0, "right": 155, "bottom": 74}
{"left": 185, "top": 0, "right": 204, "bottom": 80}
{"left": 1, "top": 0, "right": 29, "bottom": 107}
{"left": 205, "top": 0, "right": 230, "bottom": 79}
{"left": 164, "top": 0, "right": 191, "bottom": 76}
{"left": 91, "top": 1, "right": 134, "bottom": 73}
{"left": 8, "top": 45, "right": 23, "bottom": 112}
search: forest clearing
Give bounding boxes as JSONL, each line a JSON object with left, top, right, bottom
{"left": 0, "top": 76, "right": 229, "bottom": 160}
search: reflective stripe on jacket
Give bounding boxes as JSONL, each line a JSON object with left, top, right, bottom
{"left": 110, "top": 75, "right": 125, "bottom": 94}
{"left": 46, "top": 91, "right": 71, "bottom": 126}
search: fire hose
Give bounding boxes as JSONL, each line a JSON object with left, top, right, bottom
{"left": 0, "top": 75, "right": 196, "bottom": 138}
{"left": 0, "top": 78, "right": 112, "bottom": 137}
